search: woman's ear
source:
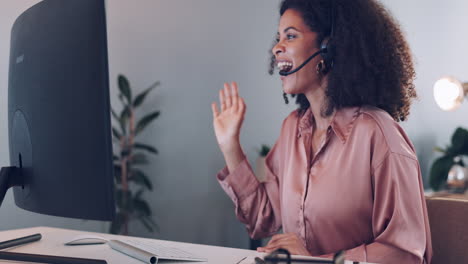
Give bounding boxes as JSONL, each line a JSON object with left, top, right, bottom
{"left": 316, "top": 59, "right": 329, "bottom": 75}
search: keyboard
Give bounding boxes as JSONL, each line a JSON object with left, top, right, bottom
{"left": 112, "top": 239, "right": 207, "bottom": 262}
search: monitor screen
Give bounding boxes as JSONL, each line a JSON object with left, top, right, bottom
{"left": 6, "top": 0, "right": 115, "bottom": 221}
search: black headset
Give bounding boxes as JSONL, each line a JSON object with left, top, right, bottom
{"left": 319, "top": 0, "right": 336, "bottom": 71}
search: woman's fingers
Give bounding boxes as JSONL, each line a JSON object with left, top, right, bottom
{"left": 224, "top": 83, "right": 232, "bottom": 109}
{"left": 264, "top": 239, "right": 281, "bottom": 249}
{"left": 257, "top": 235, "right": 282, "bottom": 252}
{"left": 218, "top": 82, "right": 243, "bottom": 114}
{"left": 231, "top": 82, "right": 238, "bottom": 112}
{"left": 239, "top": 97, "right": 246, "bottom": 115}
{"left": 257, "top": 234, "right": 293, "bottom": 252}
{"left": 268, "top": 234, "right": 288, "bottom": 245}
{"left": 257, "top": 244, "right": 281, "bottom": 253}
{"left": 258, "top": 243, "right": 290, "bottom": 253}
{"left": 211, "top": 102, "right": 219, "bottom": 118}
{"left": 257, "top": 233, "right": 310, "bottom": 256}
{"left": 219, "top": 88, "right": 226, "bottom": 112}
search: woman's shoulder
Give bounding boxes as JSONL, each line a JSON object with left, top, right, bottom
{"left": 279, "top": 109, "right": 302, "bottom": 129}
{"left": 355, "top": 106, "right": 416, "bottom": 159}
{"left": 285, "top": 109, "right": 301, "bottom": 121}
{"left": 270, "top": 109, "right": 308, "bottom": 146}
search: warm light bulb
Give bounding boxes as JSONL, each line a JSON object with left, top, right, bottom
{"left": 433, "top": 76, "right": 464, "bottom": 111}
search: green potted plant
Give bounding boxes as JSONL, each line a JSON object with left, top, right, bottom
{"left": 255, "top": 145, "right": 271, "bottom": 183}
{"left": 110, "top": 74, "right": 160, "bottom": 235}
{"left": 429, "top": 127, "right": 468, "bottom": 191}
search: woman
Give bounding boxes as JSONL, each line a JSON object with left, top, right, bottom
{"left": 211, "top": 0, "right": 432, "bottom": 263}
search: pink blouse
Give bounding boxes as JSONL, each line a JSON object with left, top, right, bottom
{"left": 217, "top": 106, "right": 432, "bottom": 263}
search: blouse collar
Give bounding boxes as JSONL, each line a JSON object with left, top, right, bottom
{"left": 297, "top": 106, "right": 361, "bottom": 143}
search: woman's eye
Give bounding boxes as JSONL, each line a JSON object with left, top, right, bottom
{"left": 275, "top": 34, "right": 296, "bottom": 43}
{"left": 287, "top": 34, "right": 296, "bottom": 40}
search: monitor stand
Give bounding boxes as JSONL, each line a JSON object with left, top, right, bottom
{"left": 0, "top": 166, "right": 108, "bottom": 264}
{"left": 0, "top": 166, "right": 21, "bottom": 207}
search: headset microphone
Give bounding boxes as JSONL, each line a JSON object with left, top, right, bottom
{"left": 279, "top": 48, "right": 326, "bottom": 76}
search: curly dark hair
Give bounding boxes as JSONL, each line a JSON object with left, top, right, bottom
{"left": 269, "top": 0, "right": 417, "bottom": 122}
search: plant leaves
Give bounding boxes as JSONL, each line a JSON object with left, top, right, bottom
{"left": 111, "top": 108, "right": 120, "bottom": 122}
{"left": 115, "top": 189, "right": 133, "bottom": 212}
{"left": 112, "top": 127, "right": 122, "bottom": 140}
{"left": 131, "top": 153, "right": 148, "bottom": 165}
{"left": 136, "top": 111, "right": 160, "bottom": 135}
{"left": 114, "top": 165, "right": 122, "bottom": 184}
{"left": 133, "top": 198, "right": 152, "bottom": 216}
{"left": 115, "top": 189, "right": 123, "bottom": 208}
{"left": 119, "top": 106, "right": 131, "bottom": 135}
{"left": 133, "top": 81, "right": 159, "bottom": 108}
{"left": 135, "top": 189, "right": 144, "bottom": 199}
{"left": 139, "top": 217, "right": 154, "bottom": 233}
{"left": 129, "top": 169, "right": 153, "bottom": 190}
{"left": 145, "top": 215, "right": 158, "bottom": 229}
{"left": 429, "top": 156, "right": 454, "bottom": 191}
{"left": 134, "top": 142, "right": 158, "bottom": 154}
{"left": 112, "top": 107, "right": 126, "bottom": 136}
{"left": 109, "top": 212, "right": 125, "bottom": 234}
{"left": 118, "top": 74, "right": 132, "bottom": 103}
{"left": 143, "top": 216, "right": 159, "bottom": 232}
{"left": 433, "top": 146, "right": 446, "bottom": 154}
{"left": 259, "top": 145, "right": 271, "bottom": 157}
{"left": 451, "top": 127, "right": 468, "bottom": 155}
{"left": 120, "top": 148, "right": 131, "bottom": 158}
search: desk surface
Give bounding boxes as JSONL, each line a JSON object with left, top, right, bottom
{"left": 425, "top": 191, "right": 468, "bottom": 201}
{"left": 0, "top": 227, "right": 365, "bottom": 264}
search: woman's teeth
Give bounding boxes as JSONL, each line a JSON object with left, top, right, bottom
{"left": 277, "top": 61, "right": 293, "bottom": 72}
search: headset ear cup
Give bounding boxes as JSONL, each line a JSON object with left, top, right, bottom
{"left": 320, "top": 37, "right": 334, "bottom": 71}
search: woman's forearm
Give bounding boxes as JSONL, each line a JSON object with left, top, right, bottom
{"left": 221, "top": 141, "right": 246, "bottom": 173}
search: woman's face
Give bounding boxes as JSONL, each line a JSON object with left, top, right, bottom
{"left": 273, "top": 9, "right": 322, "bottom": 95}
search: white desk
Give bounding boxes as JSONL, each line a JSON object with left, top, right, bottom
{"left": 0, "top": 227, "right": 364, "bottom": 263}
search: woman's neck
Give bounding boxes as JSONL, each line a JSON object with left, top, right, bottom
{"left": 304, "top": 80, "right": 334, "bottom": 132}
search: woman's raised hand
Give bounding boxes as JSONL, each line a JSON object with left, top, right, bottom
{"left": 211, "top": 82, "right": 246, "bottom": 154}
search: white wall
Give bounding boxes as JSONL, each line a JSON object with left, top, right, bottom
{"left": 0, "top": 0, "right": 467, "bottom": 249}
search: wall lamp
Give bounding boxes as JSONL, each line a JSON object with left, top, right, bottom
{"left": 433, "top": 76, "right": 468, "bottom": 111}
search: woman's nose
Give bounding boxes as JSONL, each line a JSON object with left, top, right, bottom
{"left": 272, "top": 41, "right": 285, "bottom": 56}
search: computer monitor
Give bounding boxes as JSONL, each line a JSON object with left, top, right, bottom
{"left": 0, "top": 0, "right": 115, "bottom": 221}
